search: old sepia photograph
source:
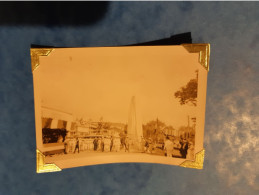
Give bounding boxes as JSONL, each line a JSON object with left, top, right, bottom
{"left": 32, "top": 45, "right": 208, "bottom": 170}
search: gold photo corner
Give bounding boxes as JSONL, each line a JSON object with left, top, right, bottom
{"left": 182, "top": 44, "right": 210, "bottom": 71}
{"left": 180, "top": 149, "right": 205, "bottom": 169}
{"left": 30, "top": 48, "right": 54, "bottom": 72}
{"left": 36, "top": 149, "right": 61, "bottom": 173}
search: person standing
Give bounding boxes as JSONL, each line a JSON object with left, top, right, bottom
{"left": 186, "top": 142, "right": 194, "bottom": 160}
{"left": 74, "top": 138, "right": 80, "bottom": 153}
{"left": 113, "top": 137, "right": 121, "bottom": 152}
{"left": 70, "top": 138, "right": 75, "bottom": 153}
{"left": 164, "top": 137, "right": 174, "bottom": 158}
{"left": 110, "top": 136, "right": 114, "bottom": 152}
{"left": 104, "top": 137, "right": 111, "bottom": 152}
{"left": 64, "top": 138, "right": 69, "bottom": 154}
{"left": 85, "top": 139, "right": 88, "bottom": 151}
{"left": 124, "top": 137, "right": 130, "bottom": 152}
{"left": 80, "top": 138, "right": 84, "bottom": 152}
{"left": 87, "top": 139, "right": 90, "bottom": 151}
{"left": 180, "top": 139, "right": 189, "bottom": 158}
{"left": 90, "top": 138, "right": 94, "bottom": 150}
{"left": 93, "top": 138, "right": 98, "bottom": 151}
{"left": 68, "top": 138, "right": 73, "bottom": 153}
{"left": 97, "top": 138, "right": 101, "bottom": 151}
{"left": 101, "top": 137, "right": 104, "bottom": 152}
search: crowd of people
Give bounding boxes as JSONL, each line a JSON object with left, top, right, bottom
{"left": 63, "top": 135, "right": 195, "bottom": 160}
{"left": 63, "top": 136, "right": 129, "bottom": 154}
{"left": 164, "top": 136, "right": 195, "bottom": 159}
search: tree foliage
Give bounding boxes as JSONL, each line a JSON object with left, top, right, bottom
{"left": 174, "top": 70, "right": 198, "bottom": 106}
{"left": 143, "top": 119, "right": 167, "bottom": 142}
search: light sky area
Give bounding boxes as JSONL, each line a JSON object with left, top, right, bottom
{"left": 39, "top": 46, "right": 199, "bottom": 129}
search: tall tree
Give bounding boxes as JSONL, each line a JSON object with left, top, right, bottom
{"left": 143, "top": 119, "right": 166, "bottom": 142}
{"left": 174, "top": 70, "right": 198, "bottom": 106}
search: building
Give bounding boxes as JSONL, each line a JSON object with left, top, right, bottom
{"left": 41, "top": 107, "right": 76, "bottom": 154}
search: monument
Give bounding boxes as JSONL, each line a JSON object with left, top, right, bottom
{"left": 127, "top": 96, "right": 143, "bottom": 151}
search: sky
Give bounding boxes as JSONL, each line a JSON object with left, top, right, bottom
{"left": 39, "top": 46, "right": 201, "bottom": 129}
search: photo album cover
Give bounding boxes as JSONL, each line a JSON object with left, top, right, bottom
{"left": 31, "top": 44, "right": 210, "bottom": 173}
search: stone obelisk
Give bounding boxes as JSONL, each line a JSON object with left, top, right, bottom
{"left": 127, "top": 96, "right": 143, "bottom": 151}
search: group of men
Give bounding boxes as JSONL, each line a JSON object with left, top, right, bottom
{"left": 164, "top": 136, "right": 195, "bottom": 159}
{"left": 93, "top": 136, "right": 122, "bottom": 152}
{"left": 141, "top": 137, "right": 155, "bottom": 154}
{"left": 64, "top": 137, "right": 93, "bottom": 154}
{"left": 64, "top": 135, "right": 195, "bottom": 159}
{"left": 64, "top": 136, "right": 124, "bottom": 154}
